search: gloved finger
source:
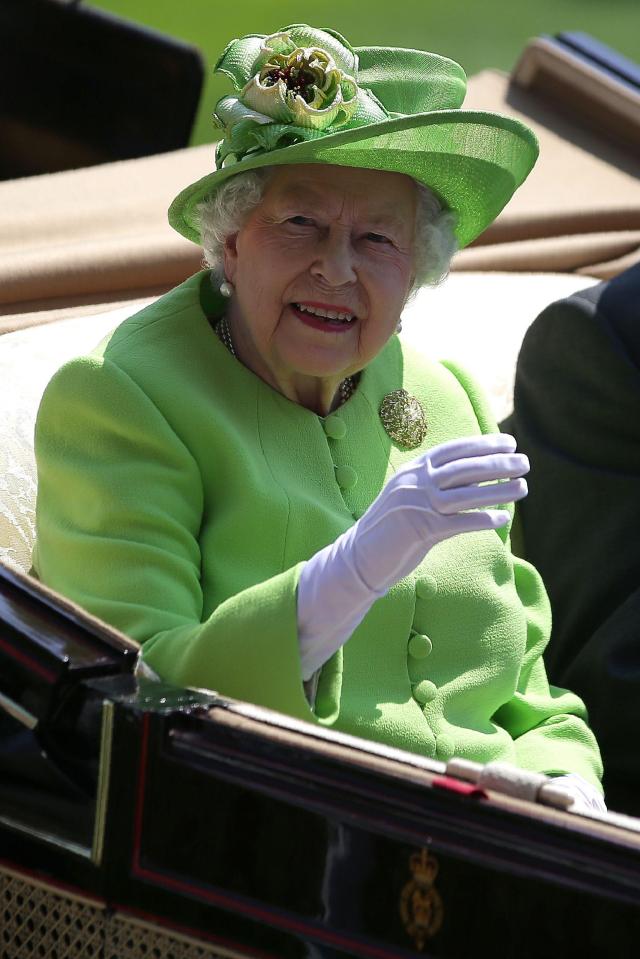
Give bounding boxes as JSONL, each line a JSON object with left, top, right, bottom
{"left": 552, "top": 775, "right": 607, "bottom": 814}
{"left": 428, "top": 433, "right": 518, "bottom": 469}
{"left": 442, "top": 508, "right": 512, "bottom": 535}
{"left": 436, "top": 452, "right": 530, "bottom": 491}
{"left": 437, "top": 477, "right": 528, "bottom": 514}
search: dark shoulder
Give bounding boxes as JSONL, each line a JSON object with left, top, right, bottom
{"left": 597, "top": 264, "right": 640, "bottom": 320}
{"left": 530, "top": 280, "right": 602, "bottom": 331}
{"left": 530, "top": 264, "right": 640, "bottom": 328}
{"left": 556, "top": 265, "right": 640, "bottom": 320}
{"left": 521, "top": 265, "right": 640, "bottom": 371}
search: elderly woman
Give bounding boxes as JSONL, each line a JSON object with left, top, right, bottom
{"left": 33, "top": 25, "right": 603, "bottom": 809}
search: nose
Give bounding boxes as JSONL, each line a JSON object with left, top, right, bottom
{"left": 310, "top": 228, "right": 357, "bottom": 288}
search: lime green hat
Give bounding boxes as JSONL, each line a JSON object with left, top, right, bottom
{"left": 169, "top": 24, "right": 538, "bottom": 249}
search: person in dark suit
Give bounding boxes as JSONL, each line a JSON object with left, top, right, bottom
{"left": 507, "top": 263, "right": 640, "bottom": 815}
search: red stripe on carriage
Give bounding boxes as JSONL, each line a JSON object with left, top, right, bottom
{"left": 432, "top": 775, "right": 488, "bottom": 798}
{"left": 0, "top": 634, "right": 57, "bottom": 683}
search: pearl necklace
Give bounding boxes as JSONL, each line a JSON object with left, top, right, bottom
{"left": 216, "top": 316, "right": 356, "bottom": 407}
{"left": 216, "top": 315, "right": 236, "bottom": 357}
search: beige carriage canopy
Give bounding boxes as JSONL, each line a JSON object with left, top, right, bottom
{"left": 0, "top": 36, "right": 638, "bottom": 337}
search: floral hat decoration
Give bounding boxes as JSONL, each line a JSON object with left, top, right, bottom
{"left": 169, "top": 24, "right": 539, "bottom": 249}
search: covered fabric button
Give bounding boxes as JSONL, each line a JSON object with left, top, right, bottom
{"left": 436, "top": 734, "right": 455, "bottom": 760}
{"left": 323, "top": 414, "right": 347, "bottom": 440}
{"left": 415, "top": 575, "right": 437, "bottom": 600}
{"left": 408, "top": 633, "right": 432, "bottom": 659}
{"left": 335, "top": 465, "right": 358, "bottom": 490}
{"left": 412, "top": 680, "right": 437, "bottom": 704}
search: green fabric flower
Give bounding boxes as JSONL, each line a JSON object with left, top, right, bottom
{"left": 213, "top": 25, "right": 385, "bottom": 166}
{"left": 242, "top": 35, "right": 357, "bottom": 129}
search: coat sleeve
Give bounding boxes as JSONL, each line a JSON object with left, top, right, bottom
{"left": 33, "top": 355, "right": 314, "bottom": 722}
{"left": 441, "top": 360, "right": 604, "bottom": 791}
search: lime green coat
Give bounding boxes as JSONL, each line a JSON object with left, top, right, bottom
{"left": 33, "top": 271, "right": 603, "bottom": 788}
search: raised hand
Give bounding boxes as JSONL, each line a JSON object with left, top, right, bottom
{"left": 351, "top": 433, "right": 528, "bottom": 592}
{"left": 297, "top": 434, "right": 529, "bottom": 678}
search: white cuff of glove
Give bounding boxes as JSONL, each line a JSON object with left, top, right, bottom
{"left": 553, "top": 774, "right": 607, "bottom": 814}
{"left": 297, "top": 536, "right": 381, "bottom": 681}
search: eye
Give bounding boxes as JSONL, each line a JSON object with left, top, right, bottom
{"left": 287, "top": 215, "right": 316, "bottom": 227}
{"left": 365, "top": 232, "right": 392, "bottom": 244}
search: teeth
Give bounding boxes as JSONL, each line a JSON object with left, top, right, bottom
{"left": 295, "top": 304, "right": 355, "bottom": 322}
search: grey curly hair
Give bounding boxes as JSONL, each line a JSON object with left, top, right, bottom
{"left": 197, "top": 167, "right": 457, "bottom": 295}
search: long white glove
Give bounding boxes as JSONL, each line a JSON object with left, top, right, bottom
{"left": 297, "top": 433, "right": 529, "bottom": 680}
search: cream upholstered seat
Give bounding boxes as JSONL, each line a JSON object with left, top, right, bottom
{"left": 0, "top": 302, "right": 153, "bottom": 573}
{"left": 0, "top": 272, "right": 596, "bottom": 574}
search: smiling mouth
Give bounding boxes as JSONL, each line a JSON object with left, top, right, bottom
{"left": 291, "top": 302, "right": 357, "bottom": 327}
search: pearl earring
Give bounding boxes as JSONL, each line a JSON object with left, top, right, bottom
{"left": 220, "top": 280, "right": 234, "bottom": 298}
{"left": 396, "top": 318, "right": 403, "bottom": 334}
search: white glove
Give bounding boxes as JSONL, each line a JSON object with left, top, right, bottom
{"left": 298, "top": 433, "right": 529, "bottom": 680}
{"left": 553, "top": 774, "right": 607, "bottom": 815}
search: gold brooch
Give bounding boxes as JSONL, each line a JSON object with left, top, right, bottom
{"left": 399, "top": 848, "right": 444, "bottom": 950}
{"left": 379, "top": 389, "right": 427, "bottom": 449}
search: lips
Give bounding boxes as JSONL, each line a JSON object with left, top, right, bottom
{"left": 294, "top": 302, "right": 356, "bottom": 322}
{"left": 291, "top": 301, "right": 357, "bottom": 333}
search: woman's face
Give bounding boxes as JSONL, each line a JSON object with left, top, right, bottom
{"left": 224, "top": 164, "right": 417, "bottom": 394}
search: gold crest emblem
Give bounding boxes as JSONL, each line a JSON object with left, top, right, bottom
{"left": 399, "top": 848, "right": 444, "bottom": 950}
{"left": 379, "top": 390, "right": 428, "bottom": 449}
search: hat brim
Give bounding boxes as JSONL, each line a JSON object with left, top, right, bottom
{"left": 168, "top": 110, "right": 538, "bottom": 250}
